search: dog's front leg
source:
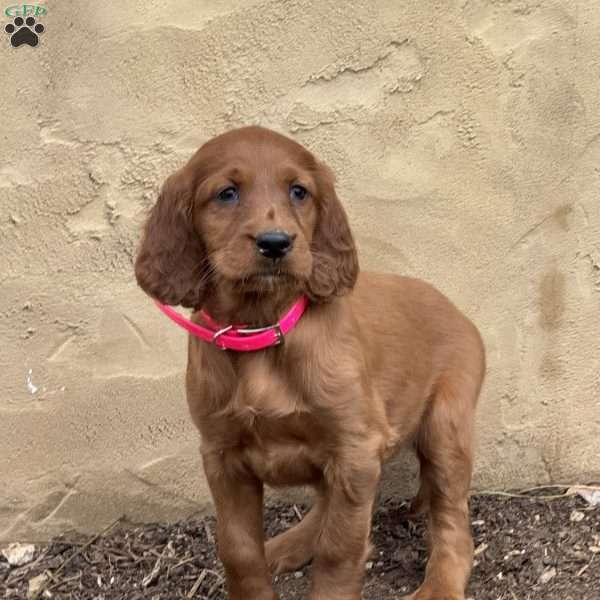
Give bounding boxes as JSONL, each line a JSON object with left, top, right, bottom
{"left": 308, "top": 452, "right": 381, "bottom": 600}
{"left": 202, "top": 451, "right": 277, "bottom": 600}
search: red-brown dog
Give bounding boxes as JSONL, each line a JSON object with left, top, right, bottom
{"left": 135, "top": 126, "right": 485, "bottom": 600}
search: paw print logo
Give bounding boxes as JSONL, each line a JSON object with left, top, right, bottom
{"left": 5, "top": 16, "right": 45, "bottom": 47}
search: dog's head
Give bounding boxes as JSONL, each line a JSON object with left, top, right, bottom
{"left": 134, "top": 126, "right": 359, "bottom": 309}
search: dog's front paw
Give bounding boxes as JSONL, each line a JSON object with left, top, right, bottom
{"left": 401, "top": 589, "right": 464, "bottom": 600}
{"left": 230, "top": 592, "right": 279, "bottom": 600}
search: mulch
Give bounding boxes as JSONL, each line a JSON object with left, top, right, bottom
{"left": 1, "top": 487, "right": 598, "bottom": 599}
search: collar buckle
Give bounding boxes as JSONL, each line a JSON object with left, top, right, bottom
{"left": 236, "top": 322, "right": 284, "bottom": 346}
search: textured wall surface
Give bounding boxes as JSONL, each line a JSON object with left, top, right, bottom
{"left": 1, "top": 0, "right": 599, "bottom": 541}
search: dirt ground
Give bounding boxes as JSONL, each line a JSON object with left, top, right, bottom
{"left": 1, "top": 488, "right": 598, "bottom": 599}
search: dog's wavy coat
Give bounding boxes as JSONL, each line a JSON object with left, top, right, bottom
{"left": 135, "top": 126, "right": 486, "bottom": 600}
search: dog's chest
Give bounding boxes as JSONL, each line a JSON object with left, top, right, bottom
{"left": 228, "top": 358, "right": 328, "bottom": 486}
{"left": 239, "top": 416, "right": 326, "bottom": 486}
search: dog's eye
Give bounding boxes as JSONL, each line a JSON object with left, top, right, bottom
{"left": 216, "top": 186, "right": 239, "bottom": 204}
{"left": 290, "top": 184, "right": 308, "bottom": 203}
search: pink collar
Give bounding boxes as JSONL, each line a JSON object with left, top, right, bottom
{"left": 154, "top": 295, "right": 308, "bottom": 352}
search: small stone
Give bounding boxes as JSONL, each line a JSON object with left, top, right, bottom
{"left": 539, "top": 567, "right": 557, "bottom": 584}
{"left": 589, "top": 546, "right": 600, "bottom": 554}
{"left": 9, "top": 214, "right": 21, "bottom": 225}
{"left": 2, "top": 543, "right": 36, "bottom": 566}
{"left": 570, "top": 510, "right": 585, "bottom": 522}
{"left": 472, "top": 519, "right": 485, "bottom": 526}
{"left": 27, "top": 573, "right": 49, "bottom": 598}
{"left": 294, "top": 571, "right": 303, "bottom": 579}
{"left": 27, "top": 573, "right": 52, "bottom": 598}
{"left": 365, "top": 561, "right": 373, "bottom": 570}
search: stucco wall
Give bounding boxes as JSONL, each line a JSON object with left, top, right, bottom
{"left": 1, "top": 0, "right": 599, "bottom": 541}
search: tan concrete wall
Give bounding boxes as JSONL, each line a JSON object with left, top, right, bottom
{"left": 1, "top": 0, "right": 599, "bottom": 541}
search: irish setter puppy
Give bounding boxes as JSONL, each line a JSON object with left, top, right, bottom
{"left": 135, "top": 126, "right": 485, "bottom": 600}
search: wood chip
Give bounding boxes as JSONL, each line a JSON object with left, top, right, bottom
{"left": 204, "top": 522, "right": 214, "bottom": 545}
{"left": 142, "top": 555, "right": 162, "bottom": 587}
{"left": 577, "top": 554, "right": 595, "bottom": 577}
{"left": 186, "top": 569, "right": 206, "bottom": 598}
{"left": 474, "top": 542, "right": 489, "bottom": 556}
{"left": 293, "top": 505, "right": 303, "bottom": 521}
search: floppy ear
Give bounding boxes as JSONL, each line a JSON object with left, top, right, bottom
{"left": 134, "top": 170, "right": 208, "bottom": 309}
{"left": 307, "top": 162, "right": 359, "bottom": 302}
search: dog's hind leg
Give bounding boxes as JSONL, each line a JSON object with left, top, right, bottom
{"left": 402, "top": 372, "right": 482, "bottom": 600}
{"left": 265, "top": 490, "right": 325, "bottom": 574}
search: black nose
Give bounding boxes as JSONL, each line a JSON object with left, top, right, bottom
{"left": 256, "top": 230, "right": 292, "bottom": 260}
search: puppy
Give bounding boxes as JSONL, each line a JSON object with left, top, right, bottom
{"left": 135, "top": 126, "right": 485, "bottom": 600}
